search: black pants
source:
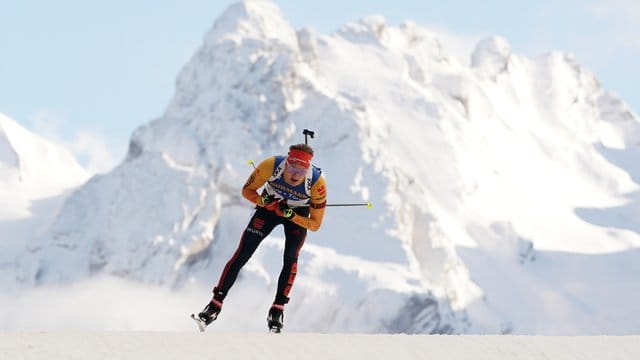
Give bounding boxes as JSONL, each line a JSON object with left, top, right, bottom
{"left": 214, "top": 206, "right": 309, "bottom": 305}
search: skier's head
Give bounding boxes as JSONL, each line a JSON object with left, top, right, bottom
{"left": 285, "top": 144, "right": 313, "bottom": 183}
{"left": 287, "top": 144, "right": 313, "bottom": 169}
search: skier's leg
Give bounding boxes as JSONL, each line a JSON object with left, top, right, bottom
{"left": 267, "top": 217, "right": 307, "bottom": 332}
{"left": 214, "top": 207, "right": 278, "bottom": 301}
{"left": 274, "top": 219, "right": 308, "bottom": 306}
{"left": 197, "top": 208, "right": 279, "bottom": 327}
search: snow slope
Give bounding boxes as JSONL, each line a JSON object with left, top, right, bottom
{"left": 3, "top": 0, "right": 640, "bottom": 335}
{"left": 0, "top": 332, "right": 638, "bottom": 360}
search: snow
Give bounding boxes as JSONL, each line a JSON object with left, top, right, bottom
{"left": 0, "top": 332, "right": 638, "bottom": 360}
{"left": 2, "top": 0, "right": 640, "bottom": 336}
{"left": 0, "top": 113, "right": 89, "bottom": 218}
{"left": 0, "top": 113, "right": 89, "bottom": 290}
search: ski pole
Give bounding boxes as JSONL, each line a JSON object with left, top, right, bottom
{"left": 247, "top": 160, "right": 372, "bottom": 208}
{"left": 326, "top": 202, "right": 373, "bottom": 208}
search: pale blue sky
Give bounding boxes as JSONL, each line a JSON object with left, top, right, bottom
{"left": 1, "top": 0, "right": 638, "bottom": 172}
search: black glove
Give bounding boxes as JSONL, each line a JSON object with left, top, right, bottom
{"left": 275, "top": 199, "right": 294, "bottom": 218}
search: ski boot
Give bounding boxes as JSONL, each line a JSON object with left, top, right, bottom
{"left": 267, "top": 304, "right": 285, "bottom": 333}
{"left": 191, "top": 299, "right": 222, "bottom": 332}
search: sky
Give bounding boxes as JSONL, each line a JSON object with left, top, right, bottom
{"left": 1, "top": 0, "right": 638, "bottom": 174}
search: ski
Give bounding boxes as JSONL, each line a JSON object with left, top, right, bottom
{"left": 190, "top": 313, "right": 207, "bottom": 333}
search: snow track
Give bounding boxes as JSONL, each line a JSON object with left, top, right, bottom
{"left": 1, "top": 332, "right": 638, "bottom": 360}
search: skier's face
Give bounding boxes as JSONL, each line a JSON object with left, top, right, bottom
{"left": 284, "top": 161, "right": 307, "bottom": 184}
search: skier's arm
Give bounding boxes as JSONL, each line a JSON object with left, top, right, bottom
{"left": 242, "top": 157, "right": 275, "bottom": 206}
{"left": 290, "top": 176, "right": 327, "bottom": 231}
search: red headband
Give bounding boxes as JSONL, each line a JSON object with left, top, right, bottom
{"left": 287, "top": 149, "right": 313, "bottom": 168}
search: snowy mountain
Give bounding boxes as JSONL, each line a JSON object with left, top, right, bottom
{"left": 0, "top": 113, "right": 89, "bottom": 214}
{"left": 0, "top": 113, "right": 89, "bottom": 288}
{"left": 3, "top": 0, "right": 640, "bottom": 334}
